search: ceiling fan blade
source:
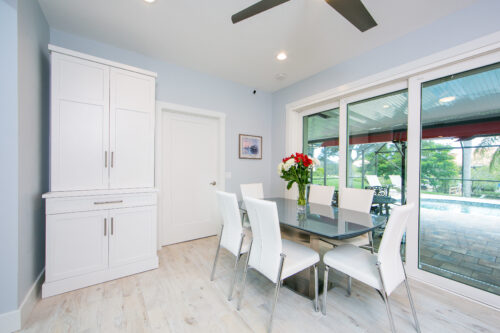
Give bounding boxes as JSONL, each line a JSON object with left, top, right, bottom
{"left": 232, "top": 0, "right": 290, "bottom": 24}
{"left": 325, "top": 0, "right": 377, "bottom": 32}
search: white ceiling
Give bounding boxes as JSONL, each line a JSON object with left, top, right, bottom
{"left": 38, "top": 0, "right": 476, "bottom": 92}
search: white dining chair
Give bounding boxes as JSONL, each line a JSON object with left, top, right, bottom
{"left": 323, "top": 188, "right": 375, "bottom": 295}
{"left": 308, "top": 184, "right": 335, "bottom": 206}
{"left": 211, "top": 191, "right": 252, "bottom": 301}
{"left": 238, "top": 197, "right": 320, "bottom": 332}
{"left": 240, "top": 183, "right": 264, "bottom": 199}
{"left": 322, "top": 204, "right": 421, "bottom": 333}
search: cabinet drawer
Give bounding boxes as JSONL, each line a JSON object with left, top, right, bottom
{"left": 46, "top": 193, "right": 157, "bottom": 215}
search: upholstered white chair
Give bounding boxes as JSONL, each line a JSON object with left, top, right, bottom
{"left": 308, "top": 184, "right": 335, "bottom": 206}
{"left": 240, "top": 183, "right": 264, "bottom": 225}
{"left": 211, "top": 191, "right": 252, "bottom": 301}
{"left": 326, "top": 188, "right": 375, "bottom": 248}
{"left": 322, "top": 204, "right": 421, "bottom": 333}
{"left": 240, "top": 183, "right": 264, "bottom": 199}
{"left": 238, "top": 197, "right": 320, "bottom": 332}
{"left": 324, "top": 188, "right": 375, "bottom": 295}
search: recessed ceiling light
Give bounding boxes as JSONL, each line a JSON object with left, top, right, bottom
{"left": 383, "top": 104, "right": 390, "bottom": 109}
{"left": 144, "top": 0, "right": 156, "bottom": 3}
{"left": 276, "top": 52, "right": 287, "bottom": 61}
{"left": 439, "top": 96, "right": 456, "bottom": 103}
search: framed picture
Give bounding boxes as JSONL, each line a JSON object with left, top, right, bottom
{"left": 239, "top": 134, "right": 262, "bottom": 159}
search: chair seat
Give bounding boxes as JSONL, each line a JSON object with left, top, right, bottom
{"left": 324, "top": 234, "right": 369, "bottom": 247}
{"left": 323, "top": 244, "right": 381, "bottom": 290}
{"left": 241, "top": 227, "right": 252, "bottom": 253}
{"left": 281, "top": 239, "right": 320, "bottom": 280}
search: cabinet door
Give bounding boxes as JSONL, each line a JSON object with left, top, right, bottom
{"left": 51, "top": 53, "right": 110, "bottom": 191}
{"left": 46, "top": 210, "right": 109, "bottom": 282}
{"left": 109, "top": 69, "right": 155, "bottom": 189}
{"left": 108, "top": 206, "right": 156, "bottom": 267}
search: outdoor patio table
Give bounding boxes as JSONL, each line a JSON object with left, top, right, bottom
{"left": 239, "top": 197, "right": 387, "bottom": 298}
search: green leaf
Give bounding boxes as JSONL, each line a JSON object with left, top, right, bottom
{"left": 287, "top": 180, "right": 294, "bottom": 190}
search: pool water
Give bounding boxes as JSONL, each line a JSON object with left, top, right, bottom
{"left": 420, "top": 199, "right": 500, "bottom": 217}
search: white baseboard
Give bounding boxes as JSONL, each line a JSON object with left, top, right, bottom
{"left": 0, "top": 270, "right": 44, "bottom": 333}
{"left": 0, "top": 309, "right": 20, "bottom": 333}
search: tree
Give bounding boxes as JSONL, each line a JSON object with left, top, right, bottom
{"left": 420, "top": 141, "right": 460, "bottom": 192}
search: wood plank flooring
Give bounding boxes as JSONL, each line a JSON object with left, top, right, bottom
{"left": 21, "top": 237, "right": 500, "bottom": 333}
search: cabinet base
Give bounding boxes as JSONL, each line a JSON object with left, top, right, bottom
{"left": 42, "top": 256, "right": 159, "bottom": 298}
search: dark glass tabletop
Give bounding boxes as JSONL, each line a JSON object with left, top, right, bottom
{"left": 239, "top": 197, "right": 387, "bottom": 239}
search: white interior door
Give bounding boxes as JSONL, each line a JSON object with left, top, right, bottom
{"left": 109, "top": 68, "right": 155, "bottom": 189}
{"left": 161, "top": 111, "right": 220, "bottom": 245}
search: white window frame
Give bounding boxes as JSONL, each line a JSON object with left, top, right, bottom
{"left": 285, "top": 31, "right": 500, "bottom": 309}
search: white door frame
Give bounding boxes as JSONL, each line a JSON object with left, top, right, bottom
{"left": 155, "top": 101, "right": 226, "bottom": 248}
{"left": 285, "top": 31, "right": 500, "bottom": 308}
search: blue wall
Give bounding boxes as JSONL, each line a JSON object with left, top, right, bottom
{"left": 50, "top": 29, "right": 274, "bottom": 197}
{"left": 0, "top": 0, "right": 19, "bottom": 315}
{"left": 270, "top": 0, "right": 500, "bottom": 196}
{"left": 17, "top": 0, "right": 50, "bottom": 306}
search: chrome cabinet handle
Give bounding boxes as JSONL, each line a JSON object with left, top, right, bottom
{"left": 94, "top": 200, "right": 123, "bottom": 205}
{"left": 111, "top": 152, "right": 114, "bottom": 168}
{"left": 111, "top": 217, "right": 114, "bottom": 235}
{"left": 104, "top": 218, "right": 107, "bottom": 236}
{"left": 210, "top": 181, "right": 217, "bottom": 186}
{"left": 105, "top": 151, "right": 108, "bottom": 168}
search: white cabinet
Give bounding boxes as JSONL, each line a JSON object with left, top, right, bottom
{"left": 43, "top": 45, "right": 158, "bottom": 298}
{"left": 46, "top": 210, "right": 109, "bottom": 281}
{"left": 42, "top": 191, "right": 159, "bottom": 298}
{"left": 109, "top": 206, "right": 156, "bottom": 267}
{"left": 110, "top": 68, "right": 155, "bottom": 189}
{"left": 50, "top": 53, "right": 110, "bottom": 191}
{"left": 49, "top": 47, "right": 155, "bottom": 191}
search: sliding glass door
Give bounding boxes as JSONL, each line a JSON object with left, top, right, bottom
{"left": 303, "top": 108, "right": 340, "bottom": 187}
{"left": 418, "top": 62, "right": 500, "bottom": 295}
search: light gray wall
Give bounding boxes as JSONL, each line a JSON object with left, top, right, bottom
{"left": 17, "top": 0, "right": 50, "bottom": 305}
{"left": 0, "top": 0, "right": 19, "bottom": 315}
{"left": 50, "top": 29, "right": 273, "bottom": 198}
{"left": 269, "top": 0, "right": 500, "bottom": 196}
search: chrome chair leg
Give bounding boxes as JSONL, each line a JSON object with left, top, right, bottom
{"left": 347, "top": 276, "right": 352, "bottom": 296}
{"left": 210, "top": 225, "right": 224, "bottom": 281}
{"left": 268, "top": 254, "right": 286, "bottom": 333}
{"left": 228, "top": 233, "right": 245, "bottom": 301}
{"left": 368, "top": 231, "right": 375, "bottom": 254}
{"left": 237, "top": 241, "right": 252, "bottom": 311}
{"left": 322, "top": 266, "right": 329, "bottom": 315}
{"left": 402, "top": 262, "right": 421, "bottom": 333}
{"left": 377, "top": 262, "right": 396, "bottom": 333}
{"left": 314, "top": 264, "right": 319, "bottom": 312}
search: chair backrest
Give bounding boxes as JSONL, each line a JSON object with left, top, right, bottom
{"left": 216, "top": 191, "right": 244, "bottom": 257}
{"left": 308, "top": 184, "right": 335, "bottom": 206}
{"left": 389, "top": 175, "right": 402, "bottom": 188}
{"left": 339, "top": 188, "right": 374, "bottom": 213}
{"left": 243, "top": 197, "right": 282, "bottom": 283}
{"left": 240, "top": 183, "right": 264, "bottom": 199}
{"left": 366, "top": 175, "right": 382, "bottom": 187}
{"left": 378, "top": 203, "right": 414, "bottom": 295}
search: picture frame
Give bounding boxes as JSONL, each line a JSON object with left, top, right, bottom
{"left": 239, "top": 134, "right": 262, "bottom": 159}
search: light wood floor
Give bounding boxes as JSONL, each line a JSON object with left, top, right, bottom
{"left": 21, "top": 237, "right": 500, "bottom": 333}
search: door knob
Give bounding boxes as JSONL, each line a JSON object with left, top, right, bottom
{"left": 210, "top": 181, "right": 217, "bottom": 186}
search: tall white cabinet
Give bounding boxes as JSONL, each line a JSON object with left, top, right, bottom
{"left": 42, "top": 45, "right": 158, "bottom": 298}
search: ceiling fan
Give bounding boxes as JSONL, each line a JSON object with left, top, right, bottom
{"left": 231, "top": 0, "right": 377, "bottom": 32}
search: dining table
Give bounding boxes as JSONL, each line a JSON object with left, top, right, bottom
{"left": 239, "top": 197, "right": 387, "bottom": 299}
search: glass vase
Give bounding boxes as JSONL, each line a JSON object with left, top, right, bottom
{"left": 297, "top": 183, "right": 307, "bottom": 212}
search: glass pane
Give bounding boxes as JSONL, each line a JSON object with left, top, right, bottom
{"left": 346, "top": 90, "right": 408, "bottom": 253}
{"left": 419, "top": 62, "right": 500, "bottom": 295}
{"left": 303, "top": 108, "right": 340, "bottom": 188}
